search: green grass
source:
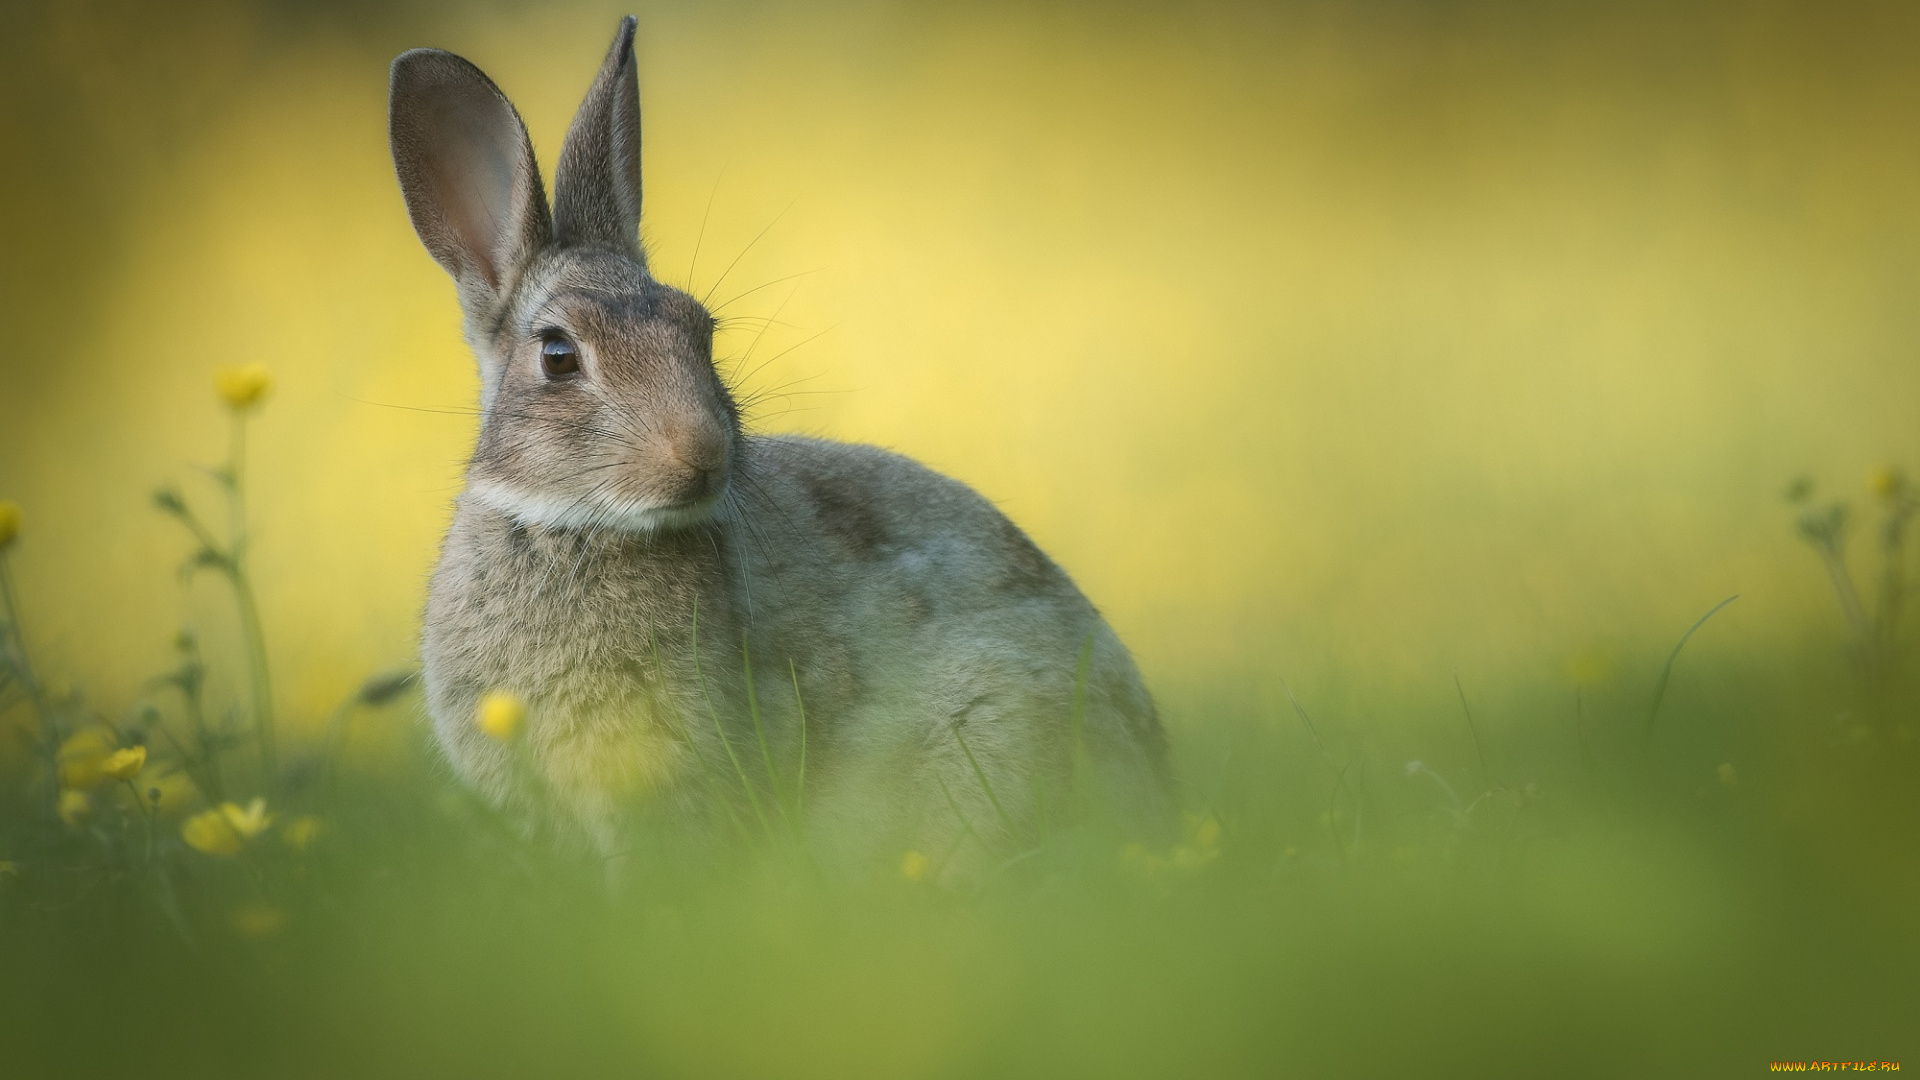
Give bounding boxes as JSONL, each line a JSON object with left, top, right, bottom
{"left": 2, "top": 637, "right": 1915, "bottom": 1078}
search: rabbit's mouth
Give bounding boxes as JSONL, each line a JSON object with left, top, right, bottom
{"left": 630, "top": 487, "right": 730, "bottom": 531}
{"left": 467, "top": 478, "right": 729, "bottom": 534}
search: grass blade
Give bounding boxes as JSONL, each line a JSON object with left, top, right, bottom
{"left": 951, "top": 722, "right": 1016, "bottom": 838}
{"left": 1452, "top": 670, "right": 1496, "bottom": 790}
{"left": 789, "top": 659, "right": 807, "bottom": 819}
{"left": 691, "top": 597, "right": 775, "bottom": 839}
{"left": 1277, "top": 672, "right": 1327, "bottom": 759}
{"left": 1643, "top": 594, "right": 1739, "bottom": 751}
{"left": 651, "top": 628, "right": 750, "bottom": 840}
{"left": 933, "top": 771, "right": 984, "bottom": 878}
{"left": 742, "top": 633, "right": 798, "bottom": 838}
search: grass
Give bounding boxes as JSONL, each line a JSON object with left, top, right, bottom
{"left": 0, "top": 392, "right": 1915, "bottom": 1079}
{"left": 3, "top": 671, "right": 1911, "bottom": 1078}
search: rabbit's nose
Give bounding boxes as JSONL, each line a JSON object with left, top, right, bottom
{"left": 661, "top": 423, "right": 729, "bottom": 503}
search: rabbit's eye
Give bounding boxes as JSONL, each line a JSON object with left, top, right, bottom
{"left": 539, "top": 335, "right": 581, "bottom": 378}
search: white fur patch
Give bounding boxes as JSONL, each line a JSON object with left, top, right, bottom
{"left": 468, "top": 479, "right": 723, "bottom": 533}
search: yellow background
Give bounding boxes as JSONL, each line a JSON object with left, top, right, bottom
{"left": 3, "top": 0, "right": 1917, "bottom": 737}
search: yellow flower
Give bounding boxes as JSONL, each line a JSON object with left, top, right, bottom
{"left": 1868, "top": 465, "right": 1907, "bottom": 501}
{"left": 231, "top": 904, "right": 287, "bottom": 939}
{"left": 101, "top": 745, "right": 146, "bottom": 782}
{"left": 221, "top": 797, "right": 274, "bottom": 839}
{"left": 58, "top": 789, "right": 93, "bottom": 827}
{"left": 281, "top": 815, "right": 326, "bottom": 851}
{"left": 1161, "top": 815, "right": 1224, "bottom": 872}
{"left": 0, "top": 501, "right": 19, "bottom": 550}
{"left": 477, "top": 690, "right": 527, "bottom": 741}
{"left": 182, "top": 808, "right": 244, "bottom": 856}
{"left": 899, "top": 850, "right": 931, "bottom": 883}
{"left": 56, "top": 727, "right": 117, "bottom": 789}
{"left": 215, "top": 363, "right": 272, "bottom": 410}
{"left": 1717, "top": 762, "right": 1738, "bottom": 788}
{"left": 1192, "top": 816, "right": 1222, "bottom": 851}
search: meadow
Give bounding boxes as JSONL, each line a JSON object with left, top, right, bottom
{"left": 3, "top": 0, "right": 1919, "bottom": 1075}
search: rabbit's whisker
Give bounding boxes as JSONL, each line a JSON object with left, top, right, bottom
{"left": 699, "top": 200, "right": 794, "bottom": 308}
{"left": 687, "top": 167, "right": 723, "bottom": 295}
{"left": 718, "top": 482, "right": 787, "bottom": 596}
{"left": 698, "top": 525, "right": 748, "bottom": 623}
{"left": 735, "top": 372, "right": 832, "bottom": 405}
{"left": 737, "top": 283, "right": 801, "bottom": 369}
{"left": 552, "top": 476, "right": 629, "bottom": 597}
{"left": 349, "top": 397, "right": 646, "bottom": 446}
{"left": 733, "top": 460, "right": 814, "bottom": 552}
{"left": 708, "top": 267, "right": 824, "bottom": 316}
{"left": 728, "top": 325, "right": 836, "bottom": 395}
{"left": 713, "top": 315, "right": 794, "bottom": 333}
{"left": 604, "top": 404, "right": 661, "bottom": 445}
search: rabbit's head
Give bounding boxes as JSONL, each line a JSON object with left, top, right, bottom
{"left": 390, "top": 17, "right": 737, "bottom": 532}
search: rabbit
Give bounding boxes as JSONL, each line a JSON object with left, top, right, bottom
{"left": 390, "top": 16, "right": 1172, "bottom": 864}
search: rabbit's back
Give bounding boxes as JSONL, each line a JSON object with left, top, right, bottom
{"left": 742, "top": 435, "right": 1171, "bottom": 847}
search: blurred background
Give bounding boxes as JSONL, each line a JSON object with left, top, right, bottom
{"left": 4, "top": 2, "right": 1920, "bottom": 1074}
{"left": 4, "top": 0, "right": 1919, "bottom": 729}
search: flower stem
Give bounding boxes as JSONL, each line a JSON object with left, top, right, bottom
{"left": 226, "top": 412, "right": 276, "bottom": 785}
{"left": 1816, "top": 537, "right": 1873, "bottom": 670}
{"left": 0, "top": 550, "right": 53, "bottom": 740}
{"left": 1875, "top": 502, "right": 1914, "bottom": 669}
{"left": 181, "top": 655, "right": 225, "bottom": 803}
{"left": 0, "top": 549, "right": 66, "bottom": 819}
{"left": 231, "top": 571, "right": 276, "bottom": 783}
{"left": 122, "top": 779, "right": 157, "bottom": 866}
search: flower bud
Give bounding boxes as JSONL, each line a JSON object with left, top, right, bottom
{"left": 899, "top": 850, "right": 931, "bottom": 883}
{"left": 1869, "top": 465, "right": 1907, "bottom": 501}
{"left": 215, "top": 363, "right": 273, "bottom": 410}
{"left": 477, "top": 690, "right": 528, "bottom": 741}
{"left": 101, "top": 745, "right": 146, "bottom": 782}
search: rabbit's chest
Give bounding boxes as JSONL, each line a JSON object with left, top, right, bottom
{"left": 424, "top": 530, "right": 728, "bottom": 826}
{"left": 424, "top": 518, "right": 730, "bottom": 718}
{"left": 436, "top": 555, "right": 704, "bottom": 693}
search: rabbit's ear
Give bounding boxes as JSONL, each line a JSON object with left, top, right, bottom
{"left": 552, "top": 16, "right": 644, "bottom": 263}
{"left": 389, "top": 49, "right": 551, "bottom": 304}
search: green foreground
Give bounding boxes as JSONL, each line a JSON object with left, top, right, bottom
{"left": 2, "top": 650, "right": 1915, "bottom": 1078}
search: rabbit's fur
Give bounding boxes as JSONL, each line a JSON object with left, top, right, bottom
{"left": 392, "top": 18, "right": 1171, "bottom": 859}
